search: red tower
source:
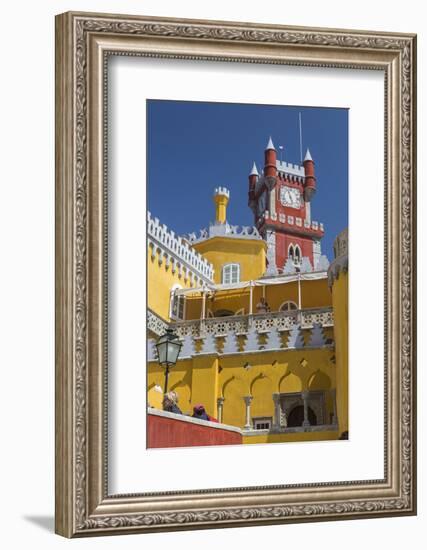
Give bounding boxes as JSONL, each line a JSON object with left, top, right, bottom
{"left": 248, "top": 137, "right": 324, "bottom": 273}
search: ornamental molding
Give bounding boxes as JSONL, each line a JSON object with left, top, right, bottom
{"left": 172, "top": 308, "right": 334, "bottom": 341}
{"left": 147, "top": 309, "right": 169, "bottom": 337}
{"left": 81, "top": 497, "right": 410, "bottom": 531}
{"left": 148, "top": 212, "right": 214, "bottom": 283}
{"left": 185, "top": 222, "right": 262, "bottom": 244}
{"left": 66, "top": 14, "right": 415, "bottom": 534}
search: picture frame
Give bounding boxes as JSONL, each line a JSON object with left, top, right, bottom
{"left": 55, "top": 11, "right": 417, "bottom": 537}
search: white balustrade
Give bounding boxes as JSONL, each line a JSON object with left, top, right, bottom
{"left": 147, "top": 309, "right": 169, "bottom": 336}
{"left": 172, "top": 307, "right": 333, "bottom": 339}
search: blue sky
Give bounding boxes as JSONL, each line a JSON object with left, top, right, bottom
{"left": 147, "top": 100, "right": 348, "bottom": 261}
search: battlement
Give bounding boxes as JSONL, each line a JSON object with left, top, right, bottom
{"left": 147, "top": 212, "right": 214, "bottom": 283}
{"left": 276, "top": 159, "right": 305, "bottom": 181}
{"left": 214, "top": 186, "right": 230, "bottom": 198}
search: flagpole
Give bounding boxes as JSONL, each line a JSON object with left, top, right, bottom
{"left": 299, "top": 112, "right": 303, "bottom": 164}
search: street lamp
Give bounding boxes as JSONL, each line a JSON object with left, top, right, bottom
{"left": 155, "top": 328, "right": 182, "bottom": 393}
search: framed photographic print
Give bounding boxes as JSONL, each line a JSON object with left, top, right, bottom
{"left": 55, "top": 11, "right": 417, "bottom": 537}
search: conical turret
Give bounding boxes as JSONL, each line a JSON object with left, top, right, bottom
{"left": 303, "top": 148, "right": 316, "bottom": 201}
{"left": 264, "top": 136, "right": 277, "bottom": 188}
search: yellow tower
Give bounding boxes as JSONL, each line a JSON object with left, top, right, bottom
{"left": 213, "top": 187, "right": 230, "bottom": 224}
{"left": 328, "top": 228, "right": 348, "bottom": 438}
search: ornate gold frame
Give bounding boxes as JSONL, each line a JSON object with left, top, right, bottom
{"left": 55, "top": 11, "right": 417, "bottom": 537}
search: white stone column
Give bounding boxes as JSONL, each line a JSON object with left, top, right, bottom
{"left": 249, "top": 281, "right": 254, "bottom": 315}
{"left": 200, "top": 288, "right": 207, "bottom": 334}
{"left": 297, "top": 272, "right": 302, "bottom": 311}
{"left": 243, "top": 395, "right": 253, "bottom": 429}
{"left": 201, "top": 289, "right": 206, "bottom": 320}
{"left": 217, "top": 397, "right": 225, "bottom": 423}
{"left": 269, "top": 188, "right": 276, "bottom": 218}
{"left": 301, "top": 390, "right": 310, "bottom": 427}
{"left": 272, "top": 393, "right": 281, "bottom": 430}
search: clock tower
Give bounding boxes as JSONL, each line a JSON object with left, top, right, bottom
{"left": 248, "top": 137, "right": 325, "bottom": 274}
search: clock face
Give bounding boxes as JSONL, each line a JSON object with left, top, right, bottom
{"left": 280, "top": 186, "right": 301, "bottom": 209}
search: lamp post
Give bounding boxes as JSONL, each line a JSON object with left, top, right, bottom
{"left": 155, "top": 328, "right": 182, "bottom": 394}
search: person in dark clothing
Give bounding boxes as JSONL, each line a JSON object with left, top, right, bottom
{"left": 162, "top": 391, "right": 183, "bottom": 414}
{"left": 192, "top": 404, "right": 218, "bottom": 422}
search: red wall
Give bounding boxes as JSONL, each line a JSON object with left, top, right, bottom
{"left": 147, "top": 413, "right": 242, "bottom": 448}
{"left": 275, "top": 232, "right": 314, "bottom": 270}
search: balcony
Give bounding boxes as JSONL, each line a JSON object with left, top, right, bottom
{"left": 172, "top": 307, "right": 333, "bottom": 338}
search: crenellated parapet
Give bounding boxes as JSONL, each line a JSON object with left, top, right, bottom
{"left": 147, "top": 211, "right": 214, "bottom": 283}
{"left": 276, "top": 159, "right": 305, "bottom": 182}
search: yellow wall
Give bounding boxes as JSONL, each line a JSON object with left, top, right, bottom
{"left": 331, "top": 271, "right": 349, "bottom": 435}
{"left": 243, "top": 429, "right": 339, "bottom": 444}
{"left": 181, "top": 276, "right": 332, "bottom": 320}
{"left": 147, "top": 216, "right": 347, "bottom": 445}
{"left": 148, "top": 347, "right": 336, "bottom": 432}
{"left": 218, "top": 348, "right": 335, "bottom": 428}
{"left": 148, "top": 358, "right": 194, "bottom": 415}
{"left": 214, "top": 193, "right": 229, "bottom": 224}
{"left": 147, "top": 244, "right": 197, "bottom": 322}
{"left": 193, "top": 237, "right": 267, "bottom": 284}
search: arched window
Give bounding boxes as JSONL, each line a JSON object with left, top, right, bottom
{"left": 170, "top": 284, "right": 185, "bottom": 320}
{"left": 222, "top": 263, "right": 240, "bottom": 285}
{"left": 279, "top": 301, "right": 298, "bottom": 312}
{"left": 288, "top": 244, "right": 295, "bottom": 261}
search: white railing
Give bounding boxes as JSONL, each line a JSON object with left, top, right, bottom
{"left": 147, "top": 309, "right": 169, "bottom": 336}
{"left": 172, "top": 307, "right": 333, "bottom": 338}
{"left": 147, "top": 212, "right": 214, "bottom": 282}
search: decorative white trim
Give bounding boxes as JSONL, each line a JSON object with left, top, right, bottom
{"left": 170, "top": 308, "right": 334, "bottom": 355}
{"left": 147, "top": 309, "right": 169, "bottom": 336}
{"left": 265, "top": 229, "right": 277, "bottom": 274}
{"left": 222, "top": 263, "right": 240, "bottom": 285}
{"left": 185, "top": 222, "right": 262, "bottom": 244}
{"left": 213, "top": 186, "right": 230, "bottom": 198}
{"left": 147, "top": 211, "right": 214, "bottom": 282}
{"left": 276, "top": 159, "right": 305, "bottom": 179}
{"left": 328, "top": 228, "right": 349, "bottom": 286}
{"left": 169, "top": 283, "right": 185, "bottom": 321}
{"left": 147, "top": 407, "right": 241, "bottom": 434}
{"left": 279, "top": 300, "right": 298, "bottom": 312}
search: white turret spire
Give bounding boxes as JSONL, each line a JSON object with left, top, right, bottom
{"left": 304, "top": 148, "right": 313, "bottom": 161}
{"left": 250, "top": 161, "right": 259, "bottom": 176}
{"left": 265, "top": 136, "right": 276, "bottom": 150}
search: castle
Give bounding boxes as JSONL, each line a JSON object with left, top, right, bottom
{"left": 147, "top": 137, "right": 348, "bottom": 446}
